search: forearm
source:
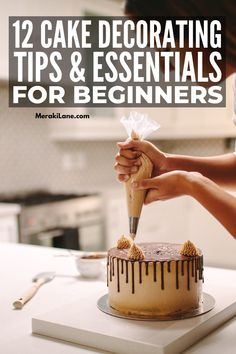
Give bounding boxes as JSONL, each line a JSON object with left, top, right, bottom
{"left": 166, "top": 153, "right": 236, "bottom": 189}
{"left": 185, "top": 173, "right": 236, "bottom": 239}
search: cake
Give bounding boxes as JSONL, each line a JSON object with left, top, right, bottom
{"left": 107, "top": 242, "right": 203, "bottom": 316}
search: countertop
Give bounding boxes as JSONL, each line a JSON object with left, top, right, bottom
{"left": 0, "top": 242, "right": 235, "bottom": 354}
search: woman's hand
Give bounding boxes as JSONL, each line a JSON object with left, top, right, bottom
{"left": 132, "top": 171, "right": 197, "bottom": 204}
{"left": 114, "top": 139, "right": 168, "bottom": 182}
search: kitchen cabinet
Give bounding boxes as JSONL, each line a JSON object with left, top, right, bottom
{"left": 105, "top": 191, "right": 236, "bottom": 269}
{"left": 105, "top": 193, "right": 190, "bottom": 250}
{"left": 80, "top": 0, "right": 123, "bottom": 16}
{"left": 172, "top": 75, "right": 235, "bottom": 139}
{"left": 0, "top": 204, "right": 20, "bottom": 243}
{"left": 48, "top": 75, "right": 236, "bottom": 141}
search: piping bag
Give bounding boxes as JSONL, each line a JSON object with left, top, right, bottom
{"left": 120, "top": 112, "right": 160, "bottom": 240}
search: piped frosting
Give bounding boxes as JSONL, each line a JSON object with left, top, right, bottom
{"left": 180, "top": 240, "right": 199, "bottom": 257}
{"left": 128, "top": 243, "right": 145, "bottom": 260}
{"left": 117, "top": 235, "right": 132, "bottom": 249}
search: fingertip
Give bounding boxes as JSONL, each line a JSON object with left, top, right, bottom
{"left": 123, "top": 174, "right": 129, "bottom": 182}
{"left": 145, "top": 195, "right": 155, "bottom": 204}
{"left": 117, "top": 139, "right": 134, "bottom": 149}
{"left": 117, "top": 176, "right": 123, "bottom": 183}
{"left": 117, "top": 142, "right": 124, "bottom": 149}
{"left": 118, "top": 174, "right": 129, "bottom": 183}
{"left": 144, "top": 196, "right": 154, "bottom": 205}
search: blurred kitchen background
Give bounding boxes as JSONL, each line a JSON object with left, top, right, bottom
{"left": 0, "top": 0, "right": 236, "bottom": 269}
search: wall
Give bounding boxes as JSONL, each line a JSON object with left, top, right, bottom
{"left": 1, "top": 83, "right": 236, "bottom": 269}
{"left": 0, "top": 83, "right": 233, "bottom": 195}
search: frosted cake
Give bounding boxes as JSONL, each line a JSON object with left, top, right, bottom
{"left": 107, "top": 242, "right": 203, "bottom": 316}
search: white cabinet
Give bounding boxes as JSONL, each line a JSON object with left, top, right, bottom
{"left": 105, "top": 190, "right": 190, "bottom": 249}
{"left": 187, "top": 197, "right": 236, "bottom": 269}
{"left": 172, "top": 75, "right": 235, "bottom": 139}
{"left": 48, "top": 75, "right": 236, "bottom": 141}
{"left": 105, "top": 192, "right": 236, "bottom": 268}
{"left": 0, "top": 204, "right": 20, "bottom": 243}
{"left": 80, "top": 0, "right": 123, "bottom": 16}
{"left": 0, "top": 215, "right": 18, "bottom": 243}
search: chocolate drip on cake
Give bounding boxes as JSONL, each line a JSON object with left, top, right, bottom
{"left": 109, "top": 257, "right": 113, "bottom": 282}
{"left": 191, "top": 259, "right": 194, "bottom": 277}
{"left": 194, "top": 258, "right": 198, "bottom": 282}
{"left": 187, "top": 260, "right": 190, "bottom": 290}
{"left": 153, "top": 262, "right": 157, "bottom": 282}
{"left": 181, "top": 260, "right": 185, "bottom": 276}
{"left": 145, "top": 262, "right": 149, "bottom": 275}
{"left": 167, "top": 261, "right": 171, "bottom": 272}
{"left": 161, "top": 262, "right": 164, "bottom": 290}
{"left": 112, "top": 257, "right": 115, "bottom": 276}
{"left": 107, "top": 257, "right": 109, "bottom": 287}
{"left": 117, "top": 259, "right": 120, "bottom": 292}
{"left": 139, "top": 262, "right": 142, "bottom": 284}
{"left": 176, "top": 260, "right": 179, "bottom": 289}
{"left": 125, "top": 260, "right": 129, "bottom": 283}
{"left": 131, "top": 262, "right": 135, "bottom": 294}
{"left": 199, "top": 256, "right": 204, "bottom": 281}
{"left": 121, "top": 259, "right": 124, "bottom": 274}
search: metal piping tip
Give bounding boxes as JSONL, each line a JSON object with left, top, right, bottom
{"left": 130, "top": 233, "right": 136, "bottom": 240}
{"left": 129, "top": 217, "right": 140, "bottom": 239}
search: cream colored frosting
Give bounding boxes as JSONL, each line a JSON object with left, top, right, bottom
{"left": 128, "top": 243, "right": 145, "bottom": 260}
{"left": 117, "top": 235, "right": 132, "bottom": 249}
{"left": 180, "top": 240, "right": 199, "bottom": 257}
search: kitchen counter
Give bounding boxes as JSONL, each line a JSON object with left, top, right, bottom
{"left": 0, "top": 242, "right": 235, "bottom": 354}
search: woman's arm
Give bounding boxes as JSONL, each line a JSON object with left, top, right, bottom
{"left": 116, "top": 140, "right": 236, "bottom": 189}
{"left": 167, "top": 153, "right": 236, "bottom": 189}
{"left": 188, "top": 173, "right": 236, "bottom": 238}
{"left": 132, "top": 171, "right": 236, "bottom": 239}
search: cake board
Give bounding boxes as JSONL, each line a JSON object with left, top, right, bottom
{"left": 32, "top": 281, "right": 236, "bottom": 354}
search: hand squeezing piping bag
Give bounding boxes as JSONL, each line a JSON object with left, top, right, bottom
{"left": 120, "top": 112, "right": 160, "bottom": 239}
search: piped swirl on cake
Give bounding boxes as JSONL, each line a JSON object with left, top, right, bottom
{"left": 107, "top": 242, "right": 203, "bottom": 316}
{"left": 180, "top": 240, "right": 199, "bottom": 257}
{"left": 117, "top": 235, "right": 132, "bottom": 249}
{"left": 128, "top": 243, "right": 145, "bottom": 260}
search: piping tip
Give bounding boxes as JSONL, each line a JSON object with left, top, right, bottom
{"left": 130, "top": 233, "right": 136, "bottom": 240}
{"left": 129, "top": 217, "right": 139, "bottom": 239}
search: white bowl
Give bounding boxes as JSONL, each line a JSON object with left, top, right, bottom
{"left": 75, "top": 252, "right": 107, "bottom": 279}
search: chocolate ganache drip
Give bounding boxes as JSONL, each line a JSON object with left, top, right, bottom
{"left": 108, "top": 243, "right": 203, "bottom": 294}
{"left": 139, "top": 262, "right": 142, "bottom": 284}
{"left": 176, "top": 260, "right": 179, "bottom": 289}
{"left": 125, "top": 260, "right": 129, "bottom": 283}
{"left": 153, "top": 262, "right": 157, "bottom": 282}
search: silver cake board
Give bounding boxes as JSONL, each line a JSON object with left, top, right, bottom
{"left": 97, "top": 293, "right": 215, "bottom": 321}
{"left": 32, "top": 281, "right": 236, "bottom": 354}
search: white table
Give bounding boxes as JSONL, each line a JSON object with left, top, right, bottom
{"left": 0, "top": 243, "right": 235, "bottom": 354}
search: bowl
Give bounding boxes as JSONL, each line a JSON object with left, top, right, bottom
{"left": 75, "top": 252, "right": 107, "bottom": 279}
